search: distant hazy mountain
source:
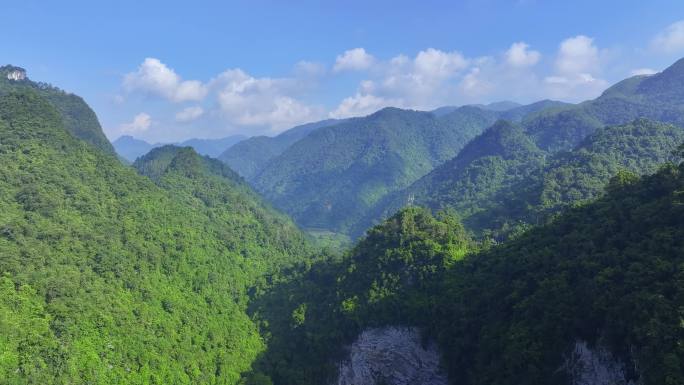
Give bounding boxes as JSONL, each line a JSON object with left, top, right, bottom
{"left": 113, "top": 134, "right": 246, "bottom": 162}
{"left": 219, "top": 119, "right": 344, "bottom": 179}
{"left": 112, "top": 135, "right": 159, "bottom": 162}
{"left": 177, "top": 135, "right": 246, "bottom": 157}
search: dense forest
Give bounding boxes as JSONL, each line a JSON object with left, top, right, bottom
{"left": 243, "top": 160, "right": 684, "bottom": 385}
{"left": 3, "top": 56, "right": 684, "bottom": 385}
{"left": 0, "top": 87, "right": 311, "bottom": 384}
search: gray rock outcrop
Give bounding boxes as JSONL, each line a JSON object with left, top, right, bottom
{"left": 336, "top": 326, "right": 448, "bottom": 385}
{"left": 563, "top": 340, "right": 639, "bottom": 385}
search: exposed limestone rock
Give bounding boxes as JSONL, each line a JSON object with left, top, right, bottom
{"left": 336, "top": 326, "right": 448, "bottom": 385}
{"left": 6, "top": 69, "right": 26, "bottom": 81}
{"left": 563, "top": 340, "right": 639, "bottom": 385}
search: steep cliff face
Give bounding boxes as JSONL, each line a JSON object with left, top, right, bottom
{"left": 336, "top": 327, "right": 448, "bottom": 385}
{"left": 563, "top": 340, "right": 639, "bottom": 385}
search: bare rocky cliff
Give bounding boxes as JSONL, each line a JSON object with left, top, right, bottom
{"left": 336, "top": 327, "right": 448, "bottom": 385}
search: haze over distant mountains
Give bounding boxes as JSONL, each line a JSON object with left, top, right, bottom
{"left": 113, "top": 134, "right": 246, "bottom": 162}
{"left": 201, "top": 59, "right": 684, "bottom": 242}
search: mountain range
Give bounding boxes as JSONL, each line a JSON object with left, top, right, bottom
{"left": 2, "top": 56, "right": 684, "bottom": 385}
{"left": 113, "top": 134, "right": 246, "bottom": 162}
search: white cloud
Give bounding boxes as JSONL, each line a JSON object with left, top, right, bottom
{"left": 295, "top": 60, "right": 326, "bottom": 77}
{"left": 119, "top": 113, "right": 152, "bottom": 133}
{"left": 365, "top": 48, "right": 469, "bottom": 109}
{"left": 630, "top": 68, "right": 658, "bottom": 76}
{"left": 555, "top": 35, "right": 600, "bottom": 75}
{"left": 213, "top": 69, "right": 322, "bottom": 131}
{"left": 413, "top": 48, "right": 469, "bottom": 78}
{"left": 329, "top": 93, "right": 400, "bottom": 119}
{"left": 651, "top": 20, "right": 684, "bottom": 54}
{"left": 544, "top": 35, "right": 608, "bottom": 100}
{"left": 505, "top": 42, "right": 540, "bottom": 67}
{"left": 459, "top": 67, "right": 493, "bottom": 96}
{"left": 175, "top": 106, "right": 204, "bottom": 122}
{"left": 124, "top": 58, "right": 207, "bottom": 102}
{"left": 333, "top": 48, "right": 375, "bottom": 72}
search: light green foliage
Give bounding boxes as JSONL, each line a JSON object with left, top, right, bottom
{"left": 0, "top": 88, "right": 310, "bottom": 384}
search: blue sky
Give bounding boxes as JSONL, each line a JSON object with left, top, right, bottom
{"left": 5, "top": 0, "right": 684, "bottom": 142}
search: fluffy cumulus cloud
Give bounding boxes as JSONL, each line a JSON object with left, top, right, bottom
{"left": 119, "top": 30, "right": 655, "bottom": 139}
{"left": 330, "top": 48, "right": 471, "bottom": 117}
{"left": 213, "top": 69, "right": 323, "bottom": 131}
{"left": 505, "top": 42, "right": 541, "bottom": 67}
{"left": 175, "top": 106, "right": 204, "bottom": 122}
{"left": 333, "top": 48, "right": 375, "bottom": 72}
{"left": 119, "top": 113, "right": 152, "bottom": 133}
{"left": 124, "top": 58, "right": 207, "bottom": 102}
{"left": 543, "top": 35, "right": 608, "bottom": 100}
{"left": 651, "top": 20, "right": 684, "bottom": 54}
{"left": 330, "top": 93, "right": 401, "bottom": 119}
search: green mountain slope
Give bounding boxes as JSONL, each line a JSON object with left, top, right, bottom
{"left": 252, "top": 106, "right": 499, "bottom": 235}
{"left": 249, "top": 162, "right": 684, "bottom": 385}
{"left": 376, "top": 118, "right": 683, "bottom": 238}
{"left": 0, "top": 65, "right": 116, "bottom": 156}
{"left": 219, "top": 119, "right": 343, "bottom": 179}
{"left": 0, "top": 88, "right": 310, "bottom": 384}
{"left": 436, "top": 163, "right": 684, "bottom": 385}
{"left": 112, "top": 135, "right": 158, "bottom": 162}
{"left": 469, "top": 118, "right": 684, "bottom": 234}
{"left": 524, "top": 58, "right": 684, "bottom": 151}
{"left": 360, "top": 120, "right": 546, "bottom": 237}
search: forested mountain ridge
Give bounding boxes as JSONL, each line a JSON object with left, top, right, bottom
{"left": 251, "top": 106, "right": 499, "bottom": 235}
{"left": 524, "top": 58, "right": 684, "bottom": 152}
{"left": 357, "top": 120, "right": 546, "bottom": 237}
{"left": 219, "top": 119, "right": 344, "bottom": 179}
{"left": 434, "top": 162, "right": 684, "bottom": 385}
{"left": 0, "top": 87, "right": 311, "bottom": 384}
{"left": 369, "top": 118, "right": 684, "bottom": 238}
{"left": 246, "top": 160, "right": 684, "bottom": 385}
{"left": 0, "top": 65, "right": 116, "bottom": 156}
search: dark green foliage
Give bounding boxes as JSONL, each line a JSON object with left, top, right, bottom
{"left": 436, "top": 163, "right": 684, "bottom": 385}
{"left": 470, "top": 118, "right": 684, "bottom": 236}
{"left": 0, "top": 88, "right": 310, "bottom": 384}
{"left": 360, "top": 120, "right": 546, "bottom": 237}
{"left": 246, "top": 207, "right": 473, "bottom": 385}
{"left": 0, "top": 64, "right": 116, "bottom": 156}
{"left": 253, "top": 163, "right": 684, "bottom": 385}
{"left": 374, "top": 118, "right": 683, "bottom": 239}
